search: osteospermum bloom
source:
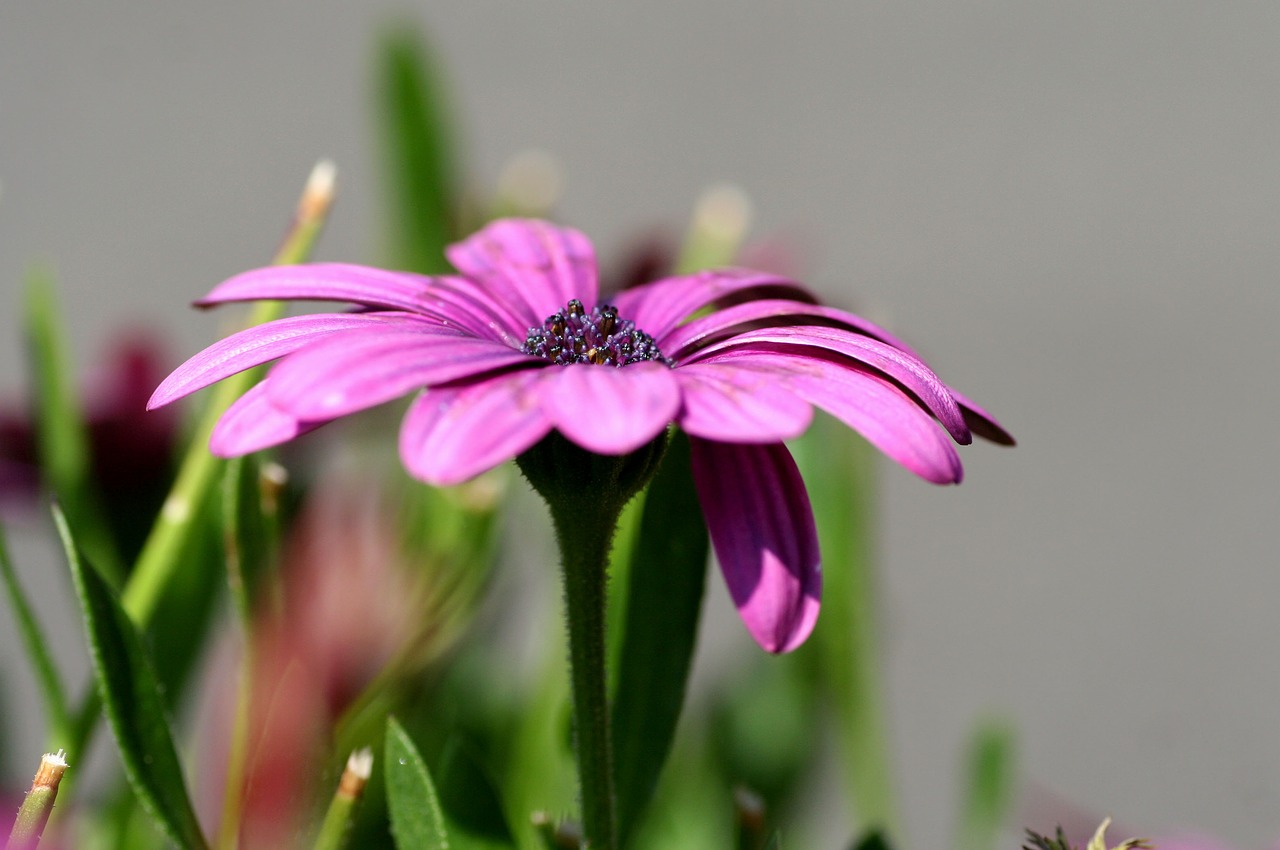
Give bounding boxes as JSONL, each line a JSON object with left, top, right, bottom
{"left": 150, "top": 219, "right": 1011, "bottom": 652}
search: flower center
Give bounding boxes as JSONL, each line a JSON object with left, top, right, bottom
{"left": 521, "top": 299, "right": 669, "bottom": 367}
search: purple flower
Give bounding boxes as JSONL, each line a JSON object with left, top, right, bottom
{"left": 150, "top": 219, "right": 1011, "bottom": 653}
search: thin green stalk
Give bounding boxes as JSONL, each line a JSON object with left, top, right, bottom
{"left": 7, "top": 750, "right": 68, "bottom": 849}
{"left": 548, "top": 500, "right": 620, "bottom": 850}
{"left": 59, "top": 160, "right": 337, "bottom": 784}
{"left": 312, "top": 750, "right": 373, "bottom": 850}
{"left": 122, "top": 159, "right": 336, "bottom": 628}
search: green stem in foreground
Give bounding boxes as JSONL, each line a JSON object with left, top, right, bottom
{"left": 517, "top": 432, "right": 669, "bottom": 850}
{"left": 549, "top": 499, "right": 620, "bottom": 850}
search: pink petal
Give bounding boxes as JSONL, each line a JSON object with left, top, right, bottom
{"left": 266, "top": 328, "right": 534, "bottom": 420}
{"left": 673, "top": 362, "right": 812, "bottom": 443}
{"left": 690, "top": 438, "right": 821, "bottom": 654}
{"left": 399, "top": 369, "right": 553, "bottom": 486}
{"left": 706, "top": 351, "right": 964, "bottom": 484}
{"left": 197, "top": 263, "right": 440, "bottom": 312}
{"left": 659, "top": 298, "right": 919, "bottom": 360}
{"left": 687, "top": 326, "right": 971, "bottom": 444}
{"left": 949, "top": 388, "right": 1016, "bottom": 446}
{"left": 613, "top": 268, "right": 818, "bottom": 343}
{"left": 446, "top": 219, "right": 598, "bottom": 322}
{"left": 423, "top": 275, "right": 536, "bottom": 346}
{"left": 209, "top": 382, "right": 326, "bottom": 456}
{"left": 541, "top": 362, "right": 680, "bottom": 455}
{"left": 148, "top": 313, "right": 429, "bottom": 410}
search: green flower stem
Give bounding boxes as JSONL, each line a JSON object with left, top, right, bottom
{"left": 548, "top": 498, "right": 621, "bottom": 850}
{"left": 122, "top": 159, "right": 336, "bottom": 627}
{"left": 312, "top": 749, "right": 373, "bottom": 850}
{"left": 518, "top": 432, "right": 668, "bottom": 850}
{"left": 8, "top": 750, "right": 68, "bottom": 848}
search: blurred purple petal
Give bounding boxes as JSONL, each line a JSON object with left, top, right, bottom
{"left": 198, "top": 263, "right": 439, "bottom": 312}
{"left": 446, "top": 219, "right": 598, "bottom": 322}
{"left": 267, "top": 329, "right": 534, "bottom": 420}
{"left": 209, "top": 382, "right": 326, "bottom": 456}
{"left": 148, "top": 314, "right": 426, "bottom": 409}
{"left": 673, "top": 362, "right": 812, "bottom": 443}
{"left": 614, "top": 268, "right": 818, "bottom": 342}
{"left": 688, "top": 325, "right": 970, "bottom": 444}
{"left": 690, "top": 438, "right": 821, "bottom": 653}
{"left": 542, "top": 361, "right": 680, "bottom": 454}
{"left": 399, "top": 370, "right": 553, "bottom": 486}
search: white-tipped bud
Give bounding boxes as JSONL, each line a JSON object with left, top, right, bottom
{"left": 337, "top": 747, "right": 374, "bottom": 799}
{"left": 496, "top": 149, "right": 564, "bottom": 215}
{"left": 34, "top": 750, "right": 69, "bottom": 788}
{"left": 692, "top": 183, "right": 753, "bottom": 246}
{"left": 300, "top": 158, "right": 338, "bottom": 223}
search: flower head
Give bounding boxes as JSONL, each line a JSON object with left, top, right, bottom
{"left": 150, "top": 219, "right": 1011, "bottom": 652}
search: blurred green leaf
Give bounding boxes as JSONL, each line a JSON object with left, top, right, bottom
{"left": 850, "top": 830, "right": 895, "bottom": 850}
{"left": 436, "top": 737, "right": 516, "bottom": 849}
{"left": 376, "top": 25, "right": 459, "bottom": 274}
{"left": 386, "top": 716, "right": 451, "bottom": 850}
{"left": 0, "top": 522, "right": 70, "bottom": 747}
{"left": 629, "top": 737, "right": 733, "bottom": 850}
{"left": 792, "top": 412, "right": 899, "bottom": 839}
{"left": 25, "top": 267, "right": 126, "bottom": 586}
{"left": 710, "top": 654, "right": 818, "bottom": 811}
{"left": 55, "top": 504, "right": 208, "bottom": 850}
{"left": 222, "top": 454, "right": 277, "bottom": 624}
{"left": 611, "top": 431, "right": 709, "bottom": 845}
{"left": 958, "top": 719, "right": 1017, "bottom": 850}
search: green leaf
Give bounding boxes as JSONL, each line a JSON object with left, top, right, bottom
{"left": 611, "top": 431, "right": 710, "bottom": 845}
{"left": 958, "top": 719, "right": 1017, "bottom": 850}
{"left": 222, "top": 454, "right": 278, "bottom": 624}
{"left": 54, "top": 505, "right": 208, "bottom": 850}
{"left": 0, "top": 522, "right": 71, "bottom": 747}
{"left": 25, "top": 267, "right": 126, "bottom": 586}
{"left": 850, "top": 830, "right": 894, "bottom": 850}
{"left": 792, "top": 413, "right": 899, "bottom": 838}
{"left": 436, "top": 737, "right": 516, "bottom": 849}
{"left": 375, "top": 25, "right": 459, "bottom": 274}
{"left": 386, "top": 716, "right": 451, "bottom": 850}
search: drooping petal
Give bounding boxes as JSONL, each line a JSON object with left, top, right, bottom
{"left": 689, "top": 438, "right": 821, "bottom": 654}
{"left": 614, "top": 268, "right": 819, "bottom": 343}
{"left": 541, "top": 362, "right": 680, "bottom": 455}
{"left": 148, "top": 313, "right": 431, "bottom": 410}
{"left": 399, "top": 369, "right": 553, "bottom": 486}
{"left": 265, "top": 328, "right": 534, "bottom": 420}
{"left": 197, "top": 264, "right": 441, "bottom": 313}
{"left": 209, "top": 382, "right": 327, "bottom": 456}
{"left": 445, "top": 218, "right": 598, "bottom": 322}
{"left": 704, "top": 351, "right": 964, "bottom": 484}
{"left": 686, "top": 326, "right": 971, "bottom": 444}
{"left": 949, "top": 388, "right": 1016, "bottom": 446}
{"left": 673, "top": 362, "right": 813, "bottom": 443}
{"left": 659, "top": 298, "right": 919, "bottom": 360}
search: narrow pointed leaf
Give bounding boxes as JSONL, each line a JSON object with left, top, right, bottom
{"left": 385, "top": 717, "right": 450, "bottom": 850}
{"left": 25, "top": 267, "right": 126, "bottom": 586}
{"left": 612, "top": 431, "right": 710, "bottom": 844}
{"left": 0, "top": 522, "right": 70, "bottom": 746}
{"left": 958, "top": 719, "right": 1017, "bottom": 850}
{"left": 55, "top": 505, "right": 208, "bottom": 850}
{"left": 376, "top": 26, "right": 459, "bottom": 274}
{"left": 792, "top": 412, "right": 899, "bottom": 839}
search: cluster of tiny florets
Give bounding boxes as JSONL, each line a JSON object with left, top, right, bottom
{"left": 521, "top": 299, "right": 669, "bottom": 367}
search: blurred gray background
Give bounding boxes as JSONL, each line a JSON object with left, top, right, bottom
{"left": 2, "top": 1, "right": 1279, "bottom": 847}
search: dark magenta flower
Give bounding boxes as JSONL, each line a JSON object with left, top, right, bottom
{"left": 150, "top": 219, "right": 1010, "bottom": 653}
